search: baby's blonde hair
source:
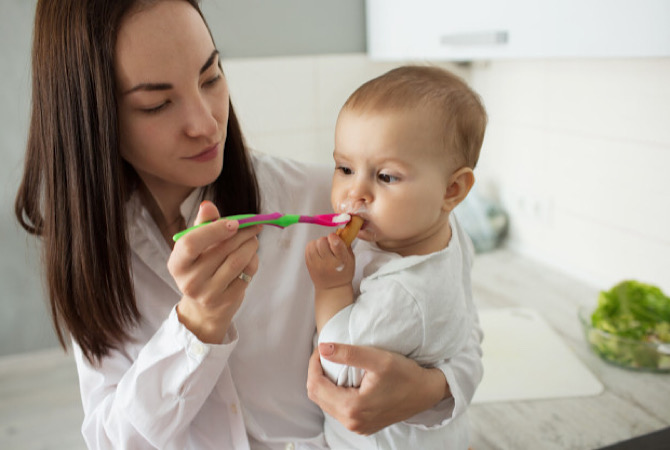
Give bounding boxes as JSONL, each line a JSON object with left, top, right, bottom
{"left": 341, "top": 65, "right": 487, "bottom": 169}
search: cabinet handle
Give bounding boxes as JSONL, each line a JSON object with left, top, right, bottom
{"left": 440, "top": 31, "right": 508, "bottom": 46}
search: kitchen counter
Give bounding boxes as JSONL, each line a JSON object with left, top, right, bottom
{"left": 1, "top": 249, "right": 668, "bottom": 449}
{"left": 468, "top": 250, "right": 670, "bottom": 450}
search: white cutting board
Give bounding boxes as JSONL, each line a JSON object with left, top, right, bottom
{"left": 472, "top": 307, "right": 603, "bottom": 403}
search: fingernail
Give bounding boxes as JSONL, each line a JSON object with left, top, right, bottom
{"left": 319, "top": 343, "right": 335, "bottom": 356}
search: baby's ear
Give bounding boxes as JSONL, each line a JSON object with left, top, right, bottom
{"left": 443, "top": 167, "right": 475, "bottom": 212}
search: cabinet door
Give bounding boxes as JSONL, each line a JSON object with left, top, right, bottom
{"left": 366, "top": 0, "right": 670, "bottom": 60}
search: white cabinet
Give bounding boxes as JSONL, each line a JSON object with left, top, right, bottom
{"left": 366, "top": 0, "right": 670, "bottom": 60}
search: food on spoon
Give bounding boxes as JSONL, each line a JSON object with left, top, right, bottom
{"left": 336, "top": 215, "right": 364, "bottom": 247}
{"left": 332, "top": 213, "right": 351, "bottom": 224}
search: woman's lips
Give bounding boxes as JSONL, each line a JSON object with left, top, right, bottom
{"left": 186, "top": 143, "right": 219, "bottom": 162}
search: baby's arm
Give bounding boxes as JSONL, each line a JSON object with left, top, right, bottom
{"left": 305, "top": 233, "right": 355, "bottom": 333}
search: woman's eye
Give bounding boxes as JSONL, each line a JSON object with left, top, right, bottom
{"left": 142, "top": 102, "right": 169, "bottom": 114}
{"left": 204, "top": 74, "right": 221, "bottom": 87}
{"left": 378, "top": 173, "right": 399, "bottom": 183}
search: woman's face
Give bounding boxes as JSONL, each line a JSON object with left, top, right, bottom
{"left": 115, "top": 0, "right": 228, "bottom": 205}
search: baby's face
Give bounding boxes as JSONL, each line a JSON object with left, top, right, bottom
{"left": 331, "top": 108, "right": 454, "bottom": 256}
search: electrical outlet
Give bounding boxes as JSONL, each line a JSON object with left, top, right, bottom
{"left": 507, "top": 190, "right": 553, "bottom": 226}
{"left": 531, "top": 196, "right": 553, "bottom": 225}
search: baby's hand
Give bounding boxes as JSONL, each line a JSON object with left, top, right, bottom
{"left": 305, "top": 233, "right": 355, "bottom": 290}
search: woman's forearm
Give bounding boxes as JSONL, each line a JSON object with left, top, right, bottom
{"left": 75, "top": 308, "right": 235, "bottom": 448}
{"left": 308, "top": 343, "right": 449, "bottom": 435}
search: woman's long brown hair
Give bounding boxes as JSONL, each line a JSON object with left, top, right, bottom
{"left": 14, "top": 0, "right": 260, "bottom": 364}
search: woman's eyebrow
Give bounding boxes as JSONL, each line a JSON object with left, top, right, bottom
{"left": 123, "top": 49, "right": 219, "bottom": 95}
{"left": 123, "top": 82, "right": 172, "bottom": 95}
{"left": 200, "top": 49, "right": 219, "bottom": 75}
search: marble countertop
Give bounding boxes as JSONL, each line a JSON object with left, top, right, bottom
{"left": 468, "top": 250, "right": 670, "bottom": 450}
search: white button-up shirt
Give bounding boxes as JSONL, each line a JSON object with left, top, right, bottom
{"left": 73, "top": 153, "right": 483, "bottom": 449}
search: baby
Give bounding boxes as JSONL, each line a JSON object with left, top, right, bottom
{"left": 305, "top": 65, "right": 487, "bottom": 449}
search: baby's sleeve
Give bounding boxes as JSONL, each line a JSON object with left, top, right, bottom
{"left": 405, "top": 310, "right": 484, "bottom": 429}
{"left": 317, "top": 280, "right": 424, "bottom": 387}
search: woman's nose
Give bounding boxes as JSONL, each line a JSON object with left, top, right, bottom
{"left": 183, "top": 95, "right": 218, "bottom": 138}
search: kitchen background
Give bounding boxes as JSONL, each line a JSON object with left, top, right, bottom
{"left": 1, "top": 0, "right": 669, "bottom": 357}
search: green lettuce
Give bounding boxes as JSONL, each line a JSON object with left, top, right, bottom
{"left": 588, "top": 280, "right": 670, "bottom": 370}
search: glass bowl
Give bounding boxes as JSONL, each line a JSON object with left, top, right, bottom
{"left": 578, "top": 306, "right": 670, "bottom": 373}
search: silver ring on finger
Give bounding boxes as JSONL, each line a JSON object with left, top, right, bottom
{"left": 238, "top": 271, "right": 252, "bottom": 283}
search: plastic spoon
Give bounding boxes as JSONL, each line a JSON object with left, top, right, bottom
{"left": 172, "top": 212, "right": 351, "bottom": 242}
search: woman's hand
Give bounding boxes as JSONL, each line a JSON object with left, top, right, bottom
{"left": 306, "top": 342, "right": 449, "bottom": 435}
{"left": 168, "top": 201, "right": 261, "bottom": 344}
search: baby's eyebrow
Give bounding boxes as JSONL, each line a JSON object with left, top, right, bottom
{"left": 123, "top": 49, "right": 219, "bottom": 95}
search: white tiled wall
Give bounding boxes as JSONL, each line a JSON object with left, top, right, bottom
{"left": 470, "top": 59, "right": 670, "bottom": 293}
{"left": 1, "top": 0, "right": 57, "bottom": 356}
{"left": 224, "top": 54, "right": 670, "bottom": 295}
{"left": 224, "top": 54, "right": 468, "bottom": 164}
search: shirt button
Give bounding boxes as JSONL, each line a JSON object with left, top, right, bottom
{"left": 285, "top": 443, "right": 295, "bottom": 450}
{"left": 231, "top": 403, "right": 238, "bottom": 414}
{"left": 190, "top": 342, "right": 206, "bottom": 356}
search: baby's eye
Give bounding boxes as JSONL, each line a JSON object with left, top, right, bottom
{"left": 378, "top": 173, "right": 399, "bottom": 183}
{"left": 336, "top": 166, "right": 353, "bottom": 175}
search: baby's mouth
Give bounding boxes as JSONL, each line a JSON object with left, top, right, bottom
{"left": 336, "top": 200, "right": 371, "bottom": 229}
{"left": 353, "top": 213, "right": 371, "bottom": 232}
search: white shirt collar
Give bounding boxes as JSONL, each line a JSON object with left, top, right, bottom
{"left": 353, "top": 216, "right": 461, "bottom": 281}
{"left": 125, "top": 187, "right": 205, "bottom": 294}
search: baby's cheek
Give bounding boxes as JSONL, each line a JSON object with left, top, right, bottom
{"left": 376, "top": 206, "right": 408, "bottom": 236}
{"left": 388, "top": 203, "right": 429, "bottom": 236}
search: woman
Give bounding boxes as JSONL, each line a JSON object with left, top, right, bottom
{"left": 15, "top": 0, "right": 483, "bottom": 448}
